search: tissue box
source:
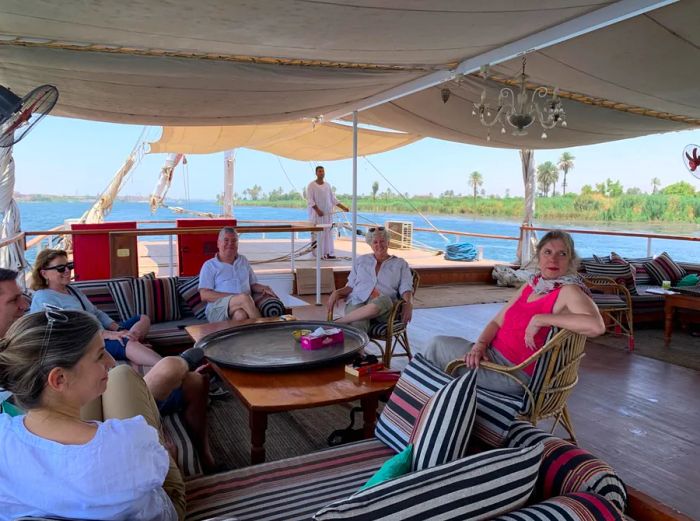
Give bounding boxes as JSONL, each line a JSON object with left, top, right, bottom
{"left": 300, "top": 329, "right": 345, "bottom": 350}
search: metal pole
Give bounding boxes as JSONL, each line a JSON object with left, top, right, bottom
{"left": 290, "top": 231, "right": 295, "bottom": 273}
{"left": 646, "top": 237, "right": 652, "bottom": 257}
{"left": 168, "top": 235, "right": 174, "bottom": 276}
{"left": 316, "top": 228, "right": 322, "bottom": 305}
{"left": 352, "top": 111, "right": 358, "bottom": 266}
{"left": 223, "top": 150, "right": 235, "bottom": 217}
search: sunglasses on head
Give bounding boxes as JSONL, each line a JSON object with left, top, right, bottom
{"left": 367, "top": 226, "right": 385, "bottom": 233}
{"left": 43, "top": 262, "right": 74, "bottom": 273}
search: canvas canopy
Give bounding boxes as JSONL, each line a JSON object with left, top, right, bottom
{"left": 148, "top": 122, "right": 422, "bottom": 160}
{"left": 0, "top": 1, "right": 697, "bottom": 149}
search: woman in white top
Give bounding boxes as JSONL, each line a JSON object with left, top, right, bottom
{"left": 327, "top": 226, "right": 414, "bottom": 332}
{"left": 0, "top": 309, "right": 184, "bottom": 520}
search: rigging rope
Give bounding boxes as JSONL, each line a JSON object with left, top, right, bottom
{"left": 362, "top": 156, "right": 451, "bottom": 244}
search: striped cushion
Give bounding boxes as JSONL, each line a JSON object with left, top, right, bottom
{"left": 177, "top": 276, "right": 207, "bottom": 320}
{"left": 132, "top": 276, "right": 182, "bottom": 323}
{"left": 644, "top": 252, "right": 687, "bottom": 285}
{"left": 368, "top": 320, "right": 405, "bottom": 338}
{"left": 253, "top": 293, "right": 286, "bottom": 317}
{"left": 185, "top": 438, "right": 394, "bottom": 521}
{"left": 313, "top": 443, "right": 543, "bottom": 520}
{"left": 506, "top": 421, "right": 627, "bottom": 511}
{"left": 410, "top": 368, "right": 477, "bottom": 471}
{"left": 590, "top": 293, "right": 627, "bottom": 309}
{"left": 472, "top": 388, "right": 522, "bottom": 447}
{"left": 71, "top": 278, "right": 126, "bottom": 321}
{"left": 583, "top": 261, "right": 638, "bottom": 295}
{"left": 107, "top": 279, "right": 136, "bottom": 322}
{"left": 592, "top": 254, "right": 610, "bottom": 263}
{"left": 493, "top": 492, "right": 624, "bottom": 520}
{"left": 162, "top": 413, "right": 201, "bottom": 477}
{"left": 375, "top": 354, "right": 452, "bottom": 453}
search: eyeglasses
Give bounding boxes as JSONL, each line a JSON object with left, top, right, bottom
{"left": 40, "top": 304, "right": 69, "bottom": 364}
{"left": 367, "top": 226, "right": 385, "bottom": 233}
{"left": 43, "top": 262, "right": 74, "bottom": 273}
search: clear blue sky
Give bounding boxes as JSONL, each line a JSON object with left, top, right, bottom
{"left": 10, "top": 116, "right": 700, "bottom": 200}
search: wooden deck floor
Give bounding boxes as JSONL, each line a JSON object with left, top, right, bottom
{"left": 294, "top": 299, "right": 700, "bottom": 518}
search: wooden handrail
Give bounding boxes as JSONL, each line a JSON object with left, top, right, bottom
{"left": 414, "top": 227, "right": 519, "bottom": 241}
{"left": 522, "top": 225, "right": 700, "bottom": 242}
{"left": 23, "top": 224, "right": 325, "bottom": 237}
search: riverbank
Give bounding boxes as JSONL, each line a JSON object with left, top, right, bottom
{"left": 235, "top": 193, "right": 700, "bottom": 224}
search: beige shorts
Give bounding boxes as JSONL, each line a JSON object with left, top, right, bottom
{"left": 344, "top": 295, "right": 394, "bottom": 332}
{"left": 205, "top": 296, "right": 234, "bottom": 323}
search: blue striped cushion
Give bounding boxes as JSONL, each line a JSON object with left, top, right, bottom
{"left": 177, "top": 276, "right": 207, "bottom": 320}
{"left": 410, "top": 368, "right": 477, "bottom": 471}
{"left": 493, "top": 492, "right": 624, "bottom": 520}
{"left": 375, "top": 354, "right": 452, "bottom": 453}
{"left": 473, "top": 388, "right": 522, "bottom": 447}
{"left": 583, "top": 261, "right": 638, "bottom": 295}
{"left": 313, "top": 443, "right": 543, "bottom": 520}
{"left": 368, "top": 320, "right": 405, "bottom": 338}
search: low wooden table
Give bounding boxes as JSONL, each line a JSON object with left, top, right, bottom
{"left": 664, "top": 293, "right": 700, "bottom": 347}
{"left": 186, "top": 318, "right": 396, "bottom": 464}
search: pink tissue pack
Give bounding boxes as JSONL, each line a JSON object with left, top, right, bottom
{"left": 300, "top": 329, "right": 345, "bottom": 350}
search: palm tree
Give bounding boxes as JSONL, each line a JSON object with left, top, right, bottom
{"left": 651, "top": 177, "right": 661, "bottom": 194}
{"left": 468, "top": 171, "right": 483, "bottom": 200}
{"left": 371, "top": 181, "right": 379, "bottom": 201}
{"left": 557, "top": 152, "right": 575, "bottom": 195}
{"left": 537, "top": 161, "right": 559, "bottom": 197}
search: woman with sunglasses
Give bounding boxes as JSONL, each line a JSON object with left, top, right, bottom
{"left": 0, "top": 310, "right": 184, "bottom": 520}
{"left": 30, "top": 248, "right": 161, "bottom": 367}
{"left": 328, "top": 226, "right": 413, "bottom": 331}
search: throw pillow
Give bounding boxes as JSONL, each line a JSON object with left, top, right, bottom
{"left": 583, "top": 261, "right": 638, "bottom": 295}
{"left": 107, "top": 279, "right": 136, "bottom": 322}
{"left": 375, "top": 354, "right": 452, "bottom": 453}
{"left": 506, "top": 421, "right": 628, "bottom": 511}
{"left": 177, "top": 276, "right": 207, "bottom": 320}
{"left": 410, "top": 368, "right": 478, "bottom": 470}
{"left": 592, "top": 254, "right": 610, "bottom": 263}
{"left": 313, "top": 443, "right": 543, "bottom": 520}
{"left": 492, "top": 492, "right": 624, "bottom": 521}
{"left": 253, "top": 292, "right": 286, "bottom": 317}
{"left": 644, "top": 252, "right": 687, "bottom": 285}
{"left": 132, "top": 276, "right": 182, "bottom": 323}
{"left": 359, "top": 444, "right": 413, "bottom": 491}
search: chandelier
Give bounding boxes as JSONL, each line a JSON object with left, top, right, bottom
{"left": 471, "top": 56, "right": 566, "bottom": 141}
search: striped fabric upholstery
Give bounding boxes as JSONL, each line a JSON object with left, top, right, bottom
{"left": 71, "top": 278, "right": 129, "bottom": 321}
{"left": 583, "top": 261, "right": 638, "bottom": 295}
{"left": 493, "top": 492, "right": 624, "bottom": 520}
{"left": 472, "top": 388, "right": 522, "bottom": 447}
{"left": 185, "top": 439, "right": 394, "bottom": 521}
{"left": 375, "top": 354, "right": 452, "bottom": 453}
{"left": 590, "top": 293, "right": 627, "bottom": 308}
{"left": 146, "top": 318, "right": 202, "bottom": 354}
{"left": 368, "top": 320, "right": 405, "bottom": 338}
{"left": 132, "top": 276, "right": 182, "bottom": 323}
{"left": 253, "top": 293, "right": 286, "bottom": 317}
{"left": 506, "top": 421, "right": 628, "bottom": 511}
{"left": 162, "top": 413, "right": 202, "bottom": 477}
{"left": 644, "top": 252, "right": 687, "bottom": 285}
{"left": 177, "top": 276, "right": 207, "bottom": 320}
{"left": 314, "top": 444, "right": 543, "bottom": 520}
{"left": 410, "top": 369, "right": 477, "bottom": 471}
{"left": 107, "top": 279, "right": 136, "bottom": 321}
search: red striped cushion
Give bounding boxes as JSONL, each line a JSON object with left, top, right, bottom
{"left": 177, "top": 276, "right": 207, "bottom": 320}
{"left": 644, "top": 252, "right": 687, "bottom": 285}
{"left": 493, "top": 492, "right": 624, "bottom": 520}
{"left": 132, "top": 276, "right": 182, "bottom": 323}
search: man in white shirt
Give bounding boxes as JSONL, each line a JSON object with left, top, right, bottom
{"left": 198, "top": 227, "right": 278, "bottom": 322}
{"left": 0, "top": 268, "right": 28, "bottom": 337}
{"left": 307, "top": 165, "right": 349, "bottom": 259}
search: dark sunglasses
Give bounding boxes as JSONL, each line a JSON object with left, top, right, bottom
{"left": 43, "top": 262, "right": 74, "bottom": 273}
{"left": 367, "top": 226, "right": 385, "bottom": 233}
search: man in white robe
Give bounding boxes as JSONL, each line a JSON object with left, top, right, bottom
{"left": 306, "top": 165, "right": 349, "bottom": 259}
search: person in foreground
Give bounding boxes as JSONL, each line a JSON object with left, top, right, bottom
{"left": 0, "top": 310, "right": 185, "bottom": 520}
{"left": 30, "top": 248, "right": 162, "bottom": 367}
{"left": 199, "top": 226, "right": 279, "bottom": 322}
{"left": 328, "top": 226, "right": 413, "bottom": 332}
{"left": 0, "top": 268, "right": 28, "bottom": 337}
{"left": 424, "top": 230, "right": 605, "bottom": 395}
{"left": 28, "top": 249, "right": 216, "bottom": 472}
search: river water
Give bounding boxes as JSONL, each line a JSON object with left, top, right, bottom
{"left": 18, "top": 200, "right": 699, "bottom": 263}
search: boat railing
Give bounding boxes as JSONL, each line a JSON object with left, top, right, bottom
{"left": 521, "top": 225, "right": 699, "bottom": 260}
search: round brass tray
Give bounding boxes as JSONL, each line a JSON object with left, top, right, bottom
{"left": 195, "top": 320, "right": 368, "bottom": 371}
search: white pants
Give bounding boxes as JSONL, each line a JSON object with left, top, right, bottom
{"left": 312, "top": 214, "right": 335, "bottom": 257}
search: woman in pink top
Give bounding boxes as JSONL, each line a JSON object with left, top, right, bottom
{"left": 424, "top": 230, "right": 605, "bottom": 395}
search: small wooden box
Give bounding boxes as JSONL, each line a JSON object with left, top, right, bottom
{"left": 295, "top": 267, "right": 336, "bottom": 295}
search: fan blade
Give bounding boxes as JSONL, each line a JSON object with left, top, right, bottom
{"left": 0, "top": 84, "right": 59, "bottom": 148}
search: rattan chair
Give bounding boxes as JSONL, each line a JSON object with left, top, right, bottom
{"left": 328, "top": 269, "right": 419, "bottom": 368}
{"left": 445, "top": 328, "right": 587, "bottom": 443}
{"left": 584, "top": 275, "right": 635, "bottom": 352}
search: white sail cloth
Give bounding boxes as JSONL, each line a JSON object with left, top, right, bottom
{"left": 0, "top": 146, "right": 27, "bottom": 273}
{"left": 149, "top": 153, "right": 184, "bottom": 213}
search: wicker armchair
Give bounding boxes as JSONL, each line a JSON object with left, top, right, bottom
{"left": 445, "top": 329, "right": 587, "bottom": 443}
{"left": 328, "top": 269, "right": 419, "bottom": 368}
{"left": 584, "top": 275, "right": 635, "bottom": 352}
